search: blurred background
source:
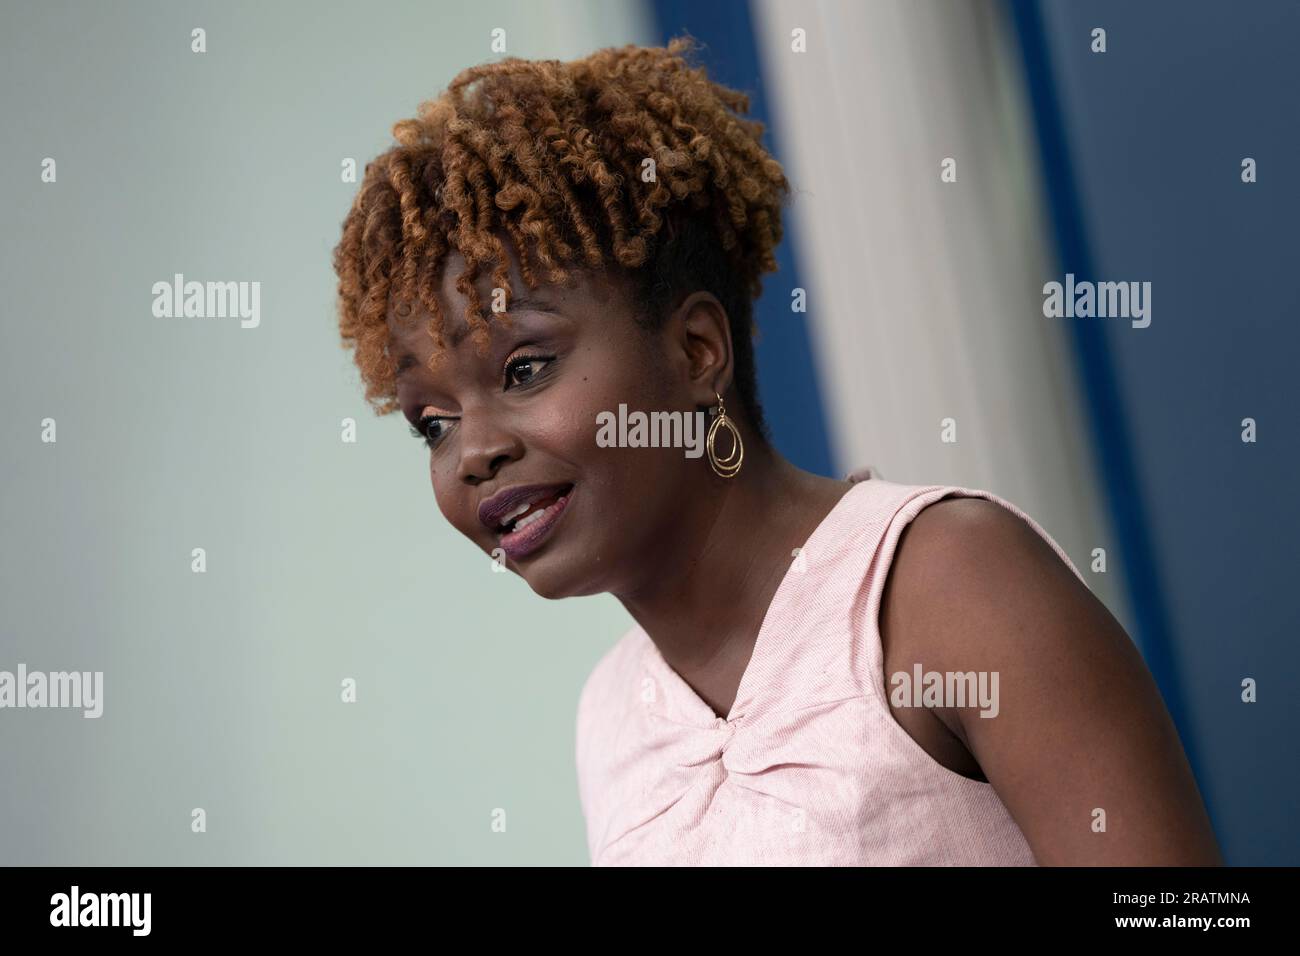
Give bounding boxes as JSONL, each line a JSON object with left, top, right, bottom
{"left": 1, "top": 0, "right": 1295, "bottom": 865}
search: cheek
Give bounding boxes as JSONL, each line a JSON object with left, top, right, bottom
{"left": 428, "top": 450, "right": 441, "bottom": 492}
{"left": 548, "top": 341, "right": 668, "bottom": 434}
{"left": 541, "top": 344, "right": 685, "bottom": 495}
{"left": 428, "top": 455, "right": 476, "bottom": 537}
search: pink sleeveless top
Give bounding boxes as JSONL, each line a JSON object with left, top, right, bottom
{"left": 574, "top": 466, "right": 1089, "bottom": 865}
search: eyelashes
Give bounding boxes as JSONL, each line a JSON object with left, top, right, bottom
{"left": 410, "top": 415, "right": 448, "bottom": 450}
{"left": 499, "top": 353, "right": 551, "bottom": 387}
{"left": 408, "top": 352, "right": 556, "bottom": 451}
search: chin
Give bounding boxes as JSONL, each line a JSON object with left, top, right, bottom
{"left": 512, "top": 542, "right": 612, "bottom": 600}
{"left": 517, "top": 564, "right": 592, "bottom": 600}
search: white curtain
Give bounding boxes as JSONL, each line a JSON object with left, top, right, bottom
{"left": 754, "top": 0, "right": 1132, "bottom": 633}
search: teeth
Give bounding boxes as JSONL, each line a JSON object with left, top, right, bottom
{"left": 501, "top": 499, "right": 534, "bottom": 523}
{"left": 512, "top": 505, "right": 550, "bottom": 532}
{"left": 496, "top": 485, "right": 571, "bottom": 535}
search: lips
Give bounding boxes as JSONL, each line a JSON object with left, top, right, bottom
{"left": 496, "top": 487, "right": 573, "bottom": 560}
{"left": 478, "top": 482, "right": 575, "bottom": 533}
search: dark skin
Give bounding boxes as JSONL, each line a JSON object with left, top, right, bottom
{"left": 387, "top": 233, "right": 1222, "bottom": 865}
{"left": 881, "top": 500, "right": 1223, "bottom": 864}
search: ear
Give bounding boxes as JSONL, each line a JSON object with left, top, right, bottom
{"left": 672, "top": 291, "right": 734, "bottom": 408}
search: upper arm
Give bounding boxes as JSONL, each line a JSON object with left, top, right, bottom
{"left": 882, "top": 496, "right": 1222, "bottom": 865}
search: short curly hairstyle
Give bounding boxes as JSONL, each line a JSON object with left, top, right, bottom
{"left": 332, "top": 35, "right": 791, "bottom": 439}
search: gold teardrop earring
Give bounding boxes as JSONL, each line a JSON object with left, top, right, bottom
{"left": 706, "top": 390, "right": 744, "bottom": 478}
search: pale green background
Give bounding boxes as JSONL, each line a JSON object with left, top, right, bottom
{"left": 0, "top": 0, "right": 653, "bottom": 865}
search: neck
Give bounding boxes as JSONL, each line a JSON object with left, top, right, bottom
{"left": 613, "top": 431, "right": 853, "bottom": 718}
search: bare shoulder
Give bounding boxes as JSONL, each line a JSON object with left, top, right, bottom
{"left": 880, "top": 495, "right": 1085, "bottom": 676}
{"left": 878, "top": 495, "right": 1071, "bottom": 779}
{"left": 890, "top": 495, "right": 1076, "bottom": 603}
{"left": 880, "top": 493, "right": 1222, "bottom": 864}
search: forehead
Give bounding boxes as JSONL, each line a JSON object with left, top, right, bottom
{"left": 384, "top": 235, "right": 631, "bottom": 369}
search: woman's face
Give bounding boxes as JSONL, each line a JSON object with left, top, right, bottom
{"left": 387, "top": 240, "right": 710, "bottom": 600}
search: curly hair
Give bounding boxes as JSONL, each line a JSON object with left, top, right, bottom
{"left": 331, "top": 35, "right": 791, "bottom": 439}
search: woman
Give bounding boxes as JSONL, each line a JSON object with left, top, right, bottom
{"left": 332, "top": 38, "right": 1221, "bottom": 866}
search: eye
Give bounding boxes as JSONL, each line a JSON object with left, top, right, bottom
{"left": 504, "top": 354, "right": 553, "bottom": 390}
{"left": 409, "top": 414, "right": 453, "bottom": 450}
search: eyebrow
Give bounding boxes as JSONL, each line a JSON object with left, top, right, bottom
{"left": 392, "top": 295, "right": 563, "bottom": 378}
{"left": 394, "top": 352, "right": 422, "bottom": 377}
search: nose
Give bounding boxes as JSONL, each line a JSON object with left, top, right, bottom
{"left": 455, "top": 409, "right": 524, "bottom": 485}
